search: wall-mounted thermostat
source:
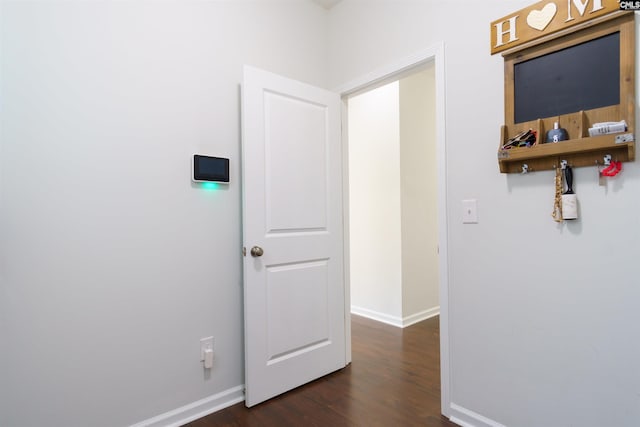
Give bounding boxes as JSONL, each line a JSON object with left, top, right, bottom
{"left": 192, "top": 155, "right": 229, "bottom": 183}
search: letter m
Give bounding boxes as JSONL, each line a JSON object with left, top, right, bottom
{"left": 566, "top": 0, "right": 604, "bottom": 22}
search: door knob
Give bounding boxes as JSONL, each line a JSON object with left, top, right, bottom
{"left": 250, "top": 246, "right": 264, "bottom": 257}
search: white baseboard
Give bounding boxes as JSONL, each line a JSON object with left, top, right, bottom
{"left": 129, "top": 385, "right": 245, "bottom": 427}
{"left": 351, "top": 305, "right": 403, "bottom": 327}
{"left": 449, "top": 403, "right": 506, "bottom": 427}
{"left": 351, "top": 305, "right": 439, "bottom": 328}
{"left": 402, "top": 306, "right": 440, "bottom": 327}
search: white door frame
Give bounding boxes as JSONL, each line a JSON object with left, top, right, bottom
{"left": 334, "top": 42, "right": 450, "bottom": 418}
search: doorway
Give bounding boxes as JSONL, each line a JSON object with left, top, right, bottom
{"left": 346, "top": 64, "right": 439, "bottom": 328}
{"left": 337, "top": 44, "right": 449, "bottom": 417}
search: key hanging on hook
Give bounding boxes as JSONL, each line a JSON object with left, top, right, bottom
{"left": 601, "top": 155, "right": 622, "bottom": 178}
{"left": 597, "top": 160, "right": 606, "bottom": 186}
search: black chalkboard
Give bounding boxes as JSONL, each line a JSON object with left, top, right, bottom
{"left": 514, "top": 32, "right": 620, "bottom": 124}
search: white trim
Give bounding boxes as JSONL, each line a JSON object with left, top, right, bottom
{"left": 337, "top": 42, "right": 451, "bottom": 418}
{"left": 449, "top": 403, "right": 506, "bottom": 427}
{"left": 333, "top": 44, "right": 442, "bottom": 96}
{"left": 129, "top": 385, "right": 244, "bottom": 427}
{"left": 434, "top": 41, "right": 451, "bottom": 418}
{"left": 351, "top": 305, "right": 404, "bottom": 327}
{"left": 351, "top": 306, "right": 440, "bottom": 329}
{"left": 341, "top": 96, "right": 352, "bottom": 365}
{"left": 402, "top": 306, "right": 440, "bottom": 328}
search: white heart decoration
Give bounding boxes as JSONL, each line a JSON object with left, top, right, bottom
{"left": 527, "top": 3, "right": 557, "bottom": 31}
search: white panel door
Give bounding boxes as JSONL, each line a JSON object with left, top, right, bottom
{"left": 241, "top": 66, "right": 345, "bottom": 407}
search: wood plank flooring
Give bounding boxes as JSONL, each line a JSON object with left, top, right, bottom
{"left": 186, "top": 315, "right": 457, "bottom": 427}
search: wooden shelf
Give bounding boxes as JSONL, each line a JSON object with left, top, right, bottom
{"left": 498, "top": 132, "right": 635, "bottom": 173}
{"left": 497, "top": 14, "right": 635, "bottom": 174}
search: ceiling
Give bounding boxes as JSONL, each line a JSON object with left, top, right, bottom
{"left": 311, "top": 0, "right": 342, "bottom": 10}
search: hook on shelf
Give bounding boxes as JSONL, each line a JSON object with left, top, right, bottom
{"left": 521, "top": 164, "right": 529, "bottom": 174}
{"left": 604, "top": 154, "right": 612, "bottom": 166}
{"left": 561, "top": 160, "right": 568, "bottom": 170}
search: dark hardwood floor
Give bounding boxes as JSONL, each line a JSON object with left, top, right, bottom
{"left": 187, "top": 315, "right": 457, "bottom": 427}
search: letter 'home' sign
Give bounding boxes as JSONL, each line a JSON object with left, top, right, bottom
{"left": 491, "top": 0, "right": 622, "bottom": 54}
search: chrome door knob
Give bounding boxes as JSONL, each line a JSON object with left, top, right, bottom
{"left": 250, "top": 246, "right": 264, "bottom": 257}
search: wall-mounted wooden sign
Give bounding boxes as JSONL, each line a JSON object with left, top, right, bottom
{"left": 490, "top": 0, "right": 623, "bottom": 55}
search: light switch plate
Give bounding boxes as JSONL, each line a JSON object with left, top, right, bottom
{"left": 462, "top": 199, "right": 478, "bottom": 224}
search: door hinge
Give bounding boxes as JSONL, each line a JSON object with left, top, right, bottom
{"left": 243, "top": 247, "right": 246, "bottom": 257}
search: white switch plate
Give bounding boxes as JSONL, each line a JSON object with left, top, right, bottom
{"left": 200, "top": 336, "right": 214, "bottom": 361}
{"left": 462, "top": 199, "right": 478, "bottom": 224}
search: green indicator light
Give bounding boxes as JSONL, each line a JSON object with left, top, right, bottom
{"left": 201, "top": 182, "right": 220, "bottom": 190}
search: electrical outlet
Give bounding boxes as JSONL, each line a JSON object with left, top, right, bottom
{"left": 200, "top": 336, "right": 214, "bottom": 361}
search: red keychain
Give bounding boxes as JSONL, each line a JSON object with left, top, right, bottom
{"left": 601, "top": 160, "right": 622, "bottom": 177}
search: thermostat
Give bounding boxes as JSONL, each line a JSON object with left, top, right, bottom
{"left": 192, "top": 155, "right": 229, "bottom": 183}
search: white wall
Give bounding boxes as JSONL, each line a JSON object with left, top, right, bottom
{"left": 0, "top": 1, "right": 328, "bottom": 426}
{"left": 399, "top": 65, "right": 439, "bottom": 318}
{"left": 330, "top": 2, "right": 640, "bottom": 426}
{"left": 348, "top": 82, "right": 403, "bottom": 319}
